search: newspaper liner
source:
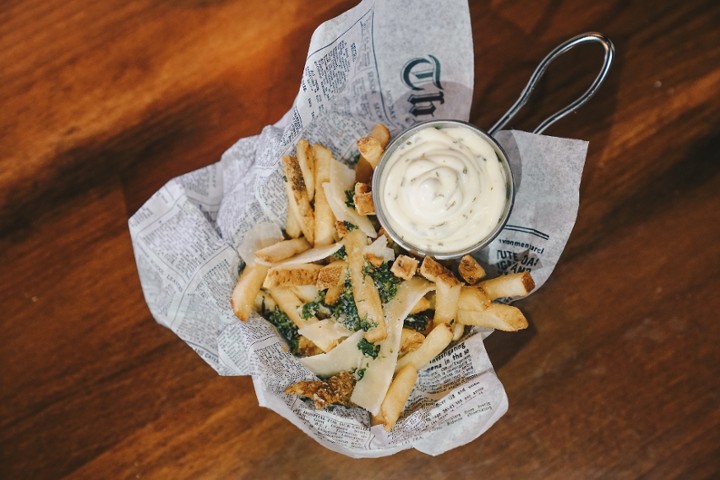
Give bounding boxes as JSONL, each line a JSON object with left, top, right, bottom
{"left": 128, "top": 0, "right": 588, "bottom": 457}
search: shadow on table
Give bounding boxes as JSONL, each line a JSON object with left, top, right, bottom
{"left": 483, "top": 316, "right": 537, "bottom": 372}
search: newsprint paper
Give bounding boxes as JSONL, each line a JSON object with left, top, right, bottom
{"left": 129, "top": 0, "right": 587, "bottom": 457}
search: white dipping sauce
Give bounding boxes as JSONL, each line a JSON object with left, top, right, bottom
{"left": 376, "top": 125, "right": 509, "bottom": 254}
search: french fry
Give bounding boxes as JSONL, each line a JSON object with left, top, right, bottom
{"left": 325, "top": 157, "right": 377, "bottom": 237}
{"left": 355, "top": 156, "right": 374, "bottom": 184}
{"left": 255, "top": 237, "right": 311, "bottom": 264}
{"left": 345, "top": 229, "right": 386, "bottom": 342}
{"left": 458, "top": 254, "right": 486, "bottom": 285}
{"left": 234, "top": 129, "right": 538, "bottom": 421}
{"left": 296, "top": 139, "right": 315, "bottom": 201}
{"left": 291, "top": 285, "right": 319, "bottom": 304}
{"left": 478, "top": 271, "right": 535, "bottom": 300}
{"left": 433, "top": 276, "right": 462, "bottom": 326}
{"left": 452, "top": 321, "right": 465, "bottom": 341}
{"left": 263, "top": 263, "right": 322, "bottom": 289}
{"left": 457, "top": 303, "right": 529, "bottom": 331}
{"left": 284, "top": 181, "right": 302, "bottom": 239}
{"left": 267, "top": 287, "right": 315, "bottom": 328}
{"left": 374, "top": 364, "right": 418, "bottom": 431}
{"left": 231, "top": 263, "right": 269, "bottom": 321}
{"left": 312, "top": 144, "right": 337, "bottom": 246}
{"left": 395, "top": 323, "right": 453, "bottom": 372}
{"left": 282, "top": 155, "right": 315, "bottom": 245}
{"left": 409, "top": 295, "right": 431, "bottom": 315}
{"left": 419, "top": 256, "right": 461, "bottom": 326}
{"left": 324, "top": 282, "right": 344, "bottom": 305}
{"left": 458, "top": 286, "right": 491, "bottom": 311}
{"left": 399, "top": 328, "right": 425, "bottom": 357}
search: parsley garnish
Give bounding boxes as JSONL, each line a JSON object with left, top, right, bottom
{"left": 357, "top": 338, "right": 380, "bottom": 359}
{"left": 266, "top": 306, "right": 299, "bottom": 354}
{"left": 363, "top": 261, "right": 401, "bottom": 303}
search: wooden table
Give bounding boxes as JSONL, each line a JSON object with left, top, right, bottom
{"left": 2, "top": 0, "right": 718, "bottom": 478}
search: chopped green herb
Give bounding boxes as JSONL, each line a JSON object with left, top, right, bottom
{"left": 357, "top": 338, "right": 381, "bottom": 359}
{"left": 266, "top": 306, "right": 299, "bottom": 354}
{"left": 329, "top": 245, "right": 347, "bottom": 261}
{"left": 363, "top": 261, "right": 401, "bottom": 303}
{"left": 330, "top": 280, "right": 375, "bottom": 331}
{"left": 354, "top": 367, "right": 366, "bottom": 380}
{"left": 343, "top": 221, "right": 358, "bottom": 231}
{"left": 301, "top": 301, "right": 322, "bottom": 319}
{"left": 345, "top": 189, "right": 356, "bottom": 208}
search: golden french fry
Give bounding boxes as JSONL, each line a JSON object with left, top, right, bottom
{"left": 290, "top": 284, "right": 319, "bottom": 304}
{"left": 231, "top": 263, "right": 269, "bottom": 321}
{"left": 237, "top": 128, "right": 539, "bottom": 421}
{"left": 296, "top": 138, "right": 315, "bottom": 201}
{"left": 263, "top": 263, "right": 322, "bottom": 289}
{"left": 286, "top": 211, "right": 302, "bottom": 238}
{"left": 355, "top": 156, "right": 374, "bottom": 184}
{"left": 419, "top": 256, "right": 461, "bottom": 326}
{"left": 312, "top": 144, "right": 337, "bottom": 246}
{"left": 255, "top": 237, "right": 311, "bottom": 264}
{"left": 457, "top": 303, "right": 529, "bottom": 331}
{"left": 432, "top": 274, "right": 462, "bottom": 326}
{"left": 395, "top": 323, "right": 453, "bottom": 372}
{"left": 345, "top": 229, "right": 386, "bottom": 342}
{"left": 452, "top": 321, "right": 465, "bottom": 341}
{"left": 375, "top": 364, "right": 418, "bottom": 431}
{"left": 282, "top": 155, "right": 315, "bottom": 245}
{"left": 478, "top": 271, "right": 535, "bottom": 300}
{"left": 457, "top": 286, "right": 491, "bottom": 311}
{"left": 409, "top": 295, "right": 431, "bottom": 314}
{"left": 399, "top": 328, "right": 425, "bottom": 357}
{"left": 325, "top": 157, "right": 377, "bottom": 237}
{"left": 324, "top": 282, "right": 344, "bottom": 305}
{"left": 458, "top": 254, "right": 486, "bottom": 285}
{"left": 284, "top": 181, "right": 302, "bottom": 239}
{"left": 267, "top": 287, "right": 315, "bottom": 328}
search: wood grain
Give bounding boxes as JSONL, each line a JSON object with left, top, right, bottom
{"left": 1, "top": 0, "right": 718, "bottom": 478}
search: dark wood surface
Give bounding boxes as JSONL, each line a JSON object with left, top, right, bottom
{"left": 2, "top": 0, "right": 718, "bottom": 478}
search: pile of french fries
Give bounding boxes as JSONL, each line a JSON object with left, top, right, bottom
{"left": 230, "top": 125, "right": 535, "bottom": 431}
